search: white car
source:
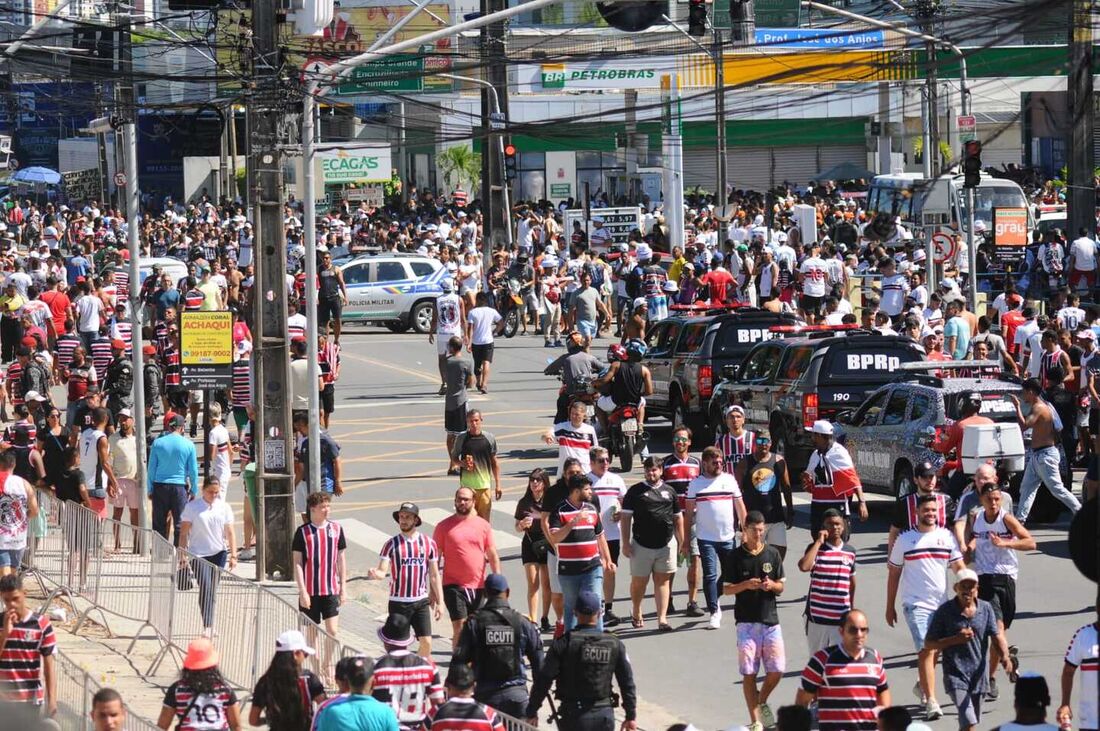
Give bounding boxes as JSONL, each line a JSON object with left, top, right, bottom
{"left": 340, "top": 253, "right": 446, "bottom": 333}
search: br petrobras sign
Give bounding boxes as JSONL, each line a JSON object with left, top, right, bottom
{"left": 755, "top": 28, "right": 886, "bottom": 49}
{"left": 537, "top": 62, "right": 672, "bottom": 90}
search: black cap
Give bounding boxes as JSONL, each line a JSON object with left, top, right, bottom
{"left": 392, "top": 502, "right": 422, "bottom": 526}
{"left": 445, "top": 663, "right": 476, "bottom": 690}
{"left": 914, "top": 461, "right": 936, "bottom": 479}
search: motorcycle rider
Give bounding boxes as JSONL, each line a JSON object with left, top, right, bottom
{"left": 592, "top": 338, "right": 653, "bottom": 449}
{"left": 543, "top": 332, "right": 607, "bottom": 423}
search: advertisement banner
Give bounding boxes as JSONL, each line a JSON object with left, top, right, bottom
{"left": 62, "top": 168, "right": 103, "bottom": 203}
{"left": 993, "top": 207, "right": 1029, "bottom": 268}
{"left": 179, "top": 311, "right": 234, "bottom": 389}
{"left": 317, "top": 147, "right": 393, "bottom": 185}
{"left": 216, "top": 5, "right": 454, "bottom": 93}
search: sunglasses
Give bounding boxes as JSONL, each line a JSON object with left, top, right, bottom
{"left": 672, "top": 437, "right": 690, "bottom": 443}
{"left": 845, "top": 626, "right": 870, "bottom": 634}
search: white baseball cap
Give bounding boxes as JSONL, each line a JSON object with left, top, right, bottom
{"left": 955, "top": 568, "right": 979, "bottom": 585}
{"left": 809, "top": 420, "right": 834, "bottom": 435}
{"left": 275, "top": 629, "right": 316, "bottom": 655}
{"left": 633, "top": 297, "right": 647, "bottom": 309}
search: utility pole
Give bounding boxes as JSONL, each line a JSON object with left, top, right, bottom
{"left": 662, "top": 73, "right": 684, "bottom": 253}
{"left": 1067, "top": 0, "right": 1095, "bottom": 239}
{"left": 479, "top": 0, "right": 510, "bottom": 251}
{"left": 250, "top": 0, "right": 295, "bottom": 581}
{"left": 714, "top": 29, "right": 727, "bottom": 242}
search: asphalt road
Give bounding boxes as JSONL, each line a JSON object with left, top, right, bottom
{"left": 322, "top": 323, "right": 1096, "bottom": 730}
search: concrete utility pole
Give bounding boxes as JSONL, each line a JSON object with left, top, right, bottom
{"left": 250, "top": 0, "right": 295, "bottom": 581}
{"left": 714, "top": 30, "right": 728, "bottom": 242}
{"left": 1067, "top": 0, "right": 1095, "bottom": 239}
{"left": 662, "top": 74, "right": 685, "bottom": 253}
{"left": 480, "top": 0, "right": 511, "bottom": 250}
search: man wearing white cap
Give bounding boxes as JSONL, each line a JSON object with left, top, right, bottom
{"left": 801, "top": 420, "right": 868, "bottom": 536}
{"left": 924, "top": 568, "right": 1011, "bottom": 730}
{"left": 589, "top": 217, "right": 612, "bottom": 250}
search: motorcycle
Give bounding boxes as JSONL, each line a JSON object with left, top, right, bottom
{"left": 495, "top": 277, "right": 523, "bottom": 339}
{"left": 607, "top": 403, "right": 644, "bottom": 472}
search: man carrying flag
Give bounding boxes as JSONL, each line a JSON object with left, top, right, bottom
{"left": 801, "top": 420, "right": 868, "bottom": 536}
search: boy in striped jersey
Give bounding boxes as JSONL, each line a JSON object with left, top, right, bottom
{"left": 1058, "top": 596, "right": 1099, "bottom": 731}
{"left": 368, "top": 502, "right": 443, "bottom": 658}
{"left": 0, "top": 574, "right": 56, "bottom": 717}
{"left": 423, "top": 664, "right": 505, "bottom": 731}
{"left": 293, "top": 491, "right": 348, "bottom": 676}
{"left": 372, "top": 613, "right": 445, "bottom": 731}
{"left": 797, "top": 509, "right": 857, "bottom": 654}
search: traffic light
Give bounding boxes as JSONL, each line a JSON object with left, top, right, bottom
{"left": 688, "top": 0, "right": 708, "bottom": 36}
{"left": 729, "top": 0, "right": 755, "bottom": 43}
{"left": 596, "top": 1, "right": 665, "bottom": 32}
{"left": 963, "top": 139, "right": 982, "bottom": 189}
{"left": 504, "top": 143, "right": 517, "bottom": 181}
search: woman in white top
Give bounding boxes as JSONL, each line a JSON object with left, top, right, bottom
{"left": 109, "top": 410, "right": 140, "bottom": 552}
{"left": 458, "top": 252, "right": 481, "bottom": 310}
{"left": 179, "top": 478, "right": 237, "bottom": 633}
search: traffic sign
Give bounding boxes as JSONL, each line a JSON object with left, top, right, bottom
{"left": 337, "top": 54, "right": 424, "bottom": 94}
{"left": 957, "top": 114, "right": 977, "bottom": 143}
{"left": 114, "top": 172, "right": 126, "bottom": 187}
{"left": 179, "top": 310, "right": 234, "bottom": 389}
{"left": 932, "top": 231, "right": 956, "bottom": 264}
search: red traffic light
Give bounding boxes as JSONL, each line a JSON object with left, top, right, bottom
{"left": 504, "top": 144, "right": 516, "bottom": 156}
{"left": 963, "top": 140, "right": 982, "bottom": 157}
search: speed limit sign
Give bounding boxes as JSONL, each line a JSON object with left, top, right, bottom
{"left": 932, "top": 232, "right": 957, "bottom": 264}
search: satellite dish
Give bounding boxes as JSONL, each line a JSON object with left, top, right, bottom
{"left": 713, "top": 204, "right": 738, "bottom": 223}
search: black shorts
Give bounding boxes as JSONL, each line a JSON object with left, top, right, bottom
{"left": 521, "top": 535, "right": 550, "bottom": 565}
{"left": 321, "top": 385, "right": 335, "bottom": 415}
{"left": 443, "top": 584, "right": 484, "bottom": 621}
{"left": 606, "top": 538, "right": 620, "bottom": 565}
{"left": 801, "top": 294, "right": 824, "bottom": 315}
{"left": 318, "top": 297, "right": 343, "bottom": 326}
{"left": 445, "top": 404, "right": 468, "bottom": 435}
{"left": 1090, "top": 409, "right": 1100, "bottom": 437}
{"left": 978, "top": 573, "right": 1017, "bottom": 628}
{"left": 388, "top": 599, "right": 432, "bottom": 638}
{"left": 299, "top": 594, "right": 340, "bottom": 624}
{"left": 168, "top": 387, "right": 190, "bottom": 411}
{"left": 471, "top": 343, "right": 494, "bottom": 371}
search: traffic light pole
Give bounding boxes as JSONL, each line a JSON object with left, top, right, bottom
{"left": 1067, "top": 0, "right": 1095, "bottom": 240}
{"left": 966, "top": 186, "right": 977, "bottom": 314}
{"left": 714, "top": 30, "right": 727, "bottom": 242}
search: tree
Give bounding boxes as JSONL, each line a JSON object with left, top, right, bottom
{"left": 437, "top": 145, "right": 481, "bottom": 193}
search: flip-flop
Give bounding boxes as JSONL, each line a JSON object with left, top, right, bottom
{"left": 658, "top": 622, "right": 673, "bottom": 632}
{"left": 1008, "top": 645, "right": 1020, "bottom": 682}
{"left": 631, "top": 617, "right": 644, "bottom": 629}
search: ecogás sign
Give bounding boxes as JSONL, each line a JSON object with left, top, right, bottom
{"left": 317, "top": 147, "right": 393, "bottom": 185}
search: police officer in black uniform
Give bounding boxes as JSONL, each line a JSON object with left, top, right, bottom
{"left": 525, "top": 590, "right": 637, "bottom": 731}
{"left": 452, "top": 573, "right": 543, "bottom": 718}
{"left": 103, "top": 338, "right": 134, "bottom": 421}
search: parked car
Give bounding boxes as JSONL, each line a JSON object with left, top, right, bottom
{"left": 711, "top": 329, "right": 926, "bottom": 475}
{"left": 340, "top": 253, "right": 445, "bottom": 333}
{"left": 641, "top": 307, "right": 804, "bottom": 440}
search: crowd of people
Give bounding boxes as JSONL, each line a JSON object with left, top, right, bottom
{"left": 0, "top": 175, "right": 1094, "bottom": 731}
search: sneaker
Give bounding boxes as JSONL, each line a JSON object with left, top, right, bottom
{"left": 544, "top": 341, "right": 554, "bottom": 348}
{"left": 707, "top": 611, "right": 721, "bottom": 630}
{"left": 747, "top": 723, "right": 764, "bottom": 731}
{"left": 757, "top": 702, "right": 776, "bottom": 728}
{"left": 437, "top": 384, "right": 446, "bottom": 396}
{"left": 553, "top": 621, "right": 564, "bottom": 639}
{"left": 554, "top": 340, "right": 564, "bottom": 347}
{"left": 539, "top": 617, "right": 552, "bottom": 633}
{"left": 685, "top": 601, "right": 705, "bottom": 618}
{"left": 985, "top": 677, "right": 999, "bottom": 701}
{"left": 925, "top": 699, "right": 943, "bottom": 721}
{"left": 238, "top": 548, "right": 255, "bottom": 561}
{"left": 913, "top": 681, "right": 926, "bottom": 704}
{"left": 603, "top": 609, "right": 622, "bottom": 627}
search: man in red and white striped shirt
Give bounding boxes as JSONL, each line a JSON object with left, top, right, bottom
{"left": 0, "top": 574, "right": 56, "bottom": 716}
{"left": 292, "top": 492, "right": 347, "bottom": 639}
{"left": 797, "top": 509, "right": 858, "bottom": 653}
{"left": 369, "top": 502, "right": 444, "bottom": 658}
{"left": 796, "top": 609, "right": 890, "bottom": 730}
{"left": 423, "top": 664, "right": 505, "bottom": 731}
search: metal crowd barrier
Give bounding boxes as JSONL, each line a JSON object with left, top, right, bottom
{"left": 25, "top": 490, "right": 364, "bottom": 695}
{"left": 53, "top": 647, "right": 161, "bottom": 731}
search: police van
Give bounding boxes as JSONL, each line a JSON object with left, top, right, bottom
{"left": 712, "top": 329, "right": 925, "bottom": 476}
{"left": 641, "top": 307, "right": 804, "bottom": 441}
{"left": 339, "top": 253, "right": 446, "bottom": 333}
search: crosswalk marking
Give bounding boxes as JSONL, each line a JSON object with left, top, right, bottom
{"left": 340, "top": 518, "right": 399, "bottom": 554}
{"left": 417, "top": 507, "right": 523, "bottom": 550}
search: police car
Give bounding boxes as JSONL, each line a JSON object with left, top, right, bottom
{"left": 339, "top": 253, "right": 446, "bottom": 333}
{"left": 832, "top": 371, "right": 1026, "bottom": 497}
{"left": 642, "top": 307, "right": 804, "bottom": 440}
{"left": 713, "top": 329, "right": 926, "bottom": 475}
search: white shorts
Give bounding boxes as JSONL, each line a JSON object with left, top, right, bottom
{"left": 596, "top": 395, "right": 646, "bottom": 413}
{"left": 765, "top": 521, "right": 787, "bottom": 548}
{"left": 806, "top": 620, "right": 840, "bottom": 654}
{"left": 293, "top": 481, "right": 308, "bottom": 513}
{"left": 548, "top": 552, "right": 561, "bottom": 593}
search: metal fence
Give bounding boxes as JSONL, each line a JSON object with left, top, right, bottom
{"left": 25, "top": 491, "right": 363, "bottom": 695}
{"left": 53, "top": 648, "right": 161, "bottom": 731}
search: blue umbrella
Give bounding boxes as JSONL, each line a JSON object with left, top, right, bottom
{"left": 11, "top": 166, "right": 61, "bottom": 185}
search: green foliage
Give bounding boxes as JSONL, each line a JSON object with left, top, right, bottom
{"left": 437, "top": 145, "right": 481, "bottom": 192}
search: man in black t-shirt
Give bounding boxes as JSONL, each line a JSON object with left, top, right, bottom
{"left": 620, "top": 456, "right": 683, "bottom": 630}
{"left": 734, "top": 433, "right": 794, "bottom": 561}
{"left": 722, "top": 510, "right": 786, "bottom": 730}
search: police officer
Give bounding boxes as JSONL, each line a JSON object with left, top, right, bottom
{"left": 525, "top": 590, "right": 637, "bottom": 731}
{"left": 453, "top": 573, "right": 543, "bottom": 718}
{"left": 103, "top": 338, "right": 134, "bottom": 421}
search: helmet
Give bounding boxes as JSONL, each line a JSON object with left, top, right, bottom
{"left": 607, "top": 343, "right": 627, "bottom": 362}
{"left": 440, "top": 278, "right": 454, "bottom": 293}
{"left": 624, "top": 338, "right": 647, "bottom": 361}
